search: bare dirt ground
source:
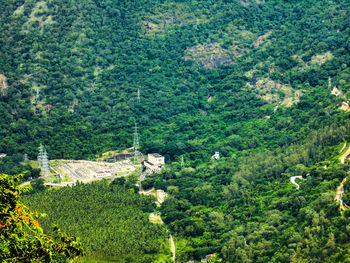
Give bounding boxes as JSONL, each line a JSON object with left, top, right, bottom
{"left": 335, "top": 146, "right": 350, "bottom": 212}
{"left": 335, "top": 178, "right": 349, "bottom": 211}
{"left": 340, "top": 145, "right": 350, "bottom": 164}
{"left": 339, "top": 102, "right": 350, "bottom": 112}
{"left": 44, "top": 159, "right": 136, "bottom": 185}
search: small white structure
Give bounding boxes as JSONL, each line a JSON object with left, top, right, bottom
{"left": 212, "top": 151, "right": 220, "bottom": 160}
{"left": 0, "top": 153, "right": 6, "bottom": 158}
{"left": 144, "top": 153, "right": 165, "bottom": 173}
{"left": 148, "top": 153, "right": 164, "bottom": 166}
{"left": 95, "top": 170, "right": 112, "bottom": 177}
{"left": 156, "top": 189, "right": 167, "bottom": 204}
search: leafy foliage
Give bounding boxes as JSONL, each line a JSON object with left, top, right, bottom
{"left": 1, "top": 0, "right": 350, "bottom": 262}
{"left": 152, "top": 123, "right": 350, "bottom": 262}
{"left": 23, "top": 180, "right": 171, "bottom": 262}
{"left": 0, "top": 173, "right": 83, "bottom": 262}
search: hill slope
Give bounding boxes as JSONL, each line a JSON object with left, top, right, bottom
{"left": 1, "top": 0, "right": 349, "bottom": 173}
{"left": 1, "top": 0, "right": 350, "bottom": 261}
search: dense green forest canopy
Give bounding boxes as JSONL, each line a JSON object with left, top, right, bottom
{"left": 0, "top": 173, "right": 84, "bottom": 262}
{"left": 1, "top": 0, "right": 350, "bottom": 262}
{"left": 24, "top": 180, "right": 171, "bottom": 262}
{"left": 0, "top": 0, "right": 349, "bottom": 174}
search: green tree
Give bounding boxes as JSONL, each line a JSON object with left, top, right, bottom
{"left": 0, "top": 173, "right": 84, "bottom": 262}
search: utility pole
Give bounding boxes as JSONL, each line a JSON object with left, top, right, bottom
{"left": 133, "top": 123, "right": 140, "bottom": 163}
{"left": 137, "top": 88, "right": 140, "bottom": 103}
{"left": 23, "top": 153, "right": 29, "bottom": 163}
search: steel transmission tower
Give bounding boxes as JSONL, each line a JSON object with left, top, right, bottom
{"left": 137, "top": 88, "right": 140, "bottom": 103}
{"left": 42, "top": 149, "right": 49, "bottom": 175}
{"left": 181, "top": 156, "right": 184, "bottom": 168}
{"left": 37, "top": 144, "right": 50, "bottom": 175}
{"left": 133, "top": 123, "right": 140, "bottom": 163}
{"left": 37, "top": 144, "right": 44, "bottom": 168}
{"left": 328, "top": 77, "right": 332, "bottom": 91}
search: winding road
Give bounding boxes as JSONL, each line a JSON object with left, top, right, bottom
{"left": 336, "top": 144, "right": 350, "bottom": 212}
{"left": 340, "top": 145, "right": 350, "bottom": 164}
{"left": 290, "top": 176, "right": 305, "bottom": 189}
{"left": 335, "top": 178, "right": 350, "bottom": 210}
{"left": 140, "top": 188, "right": 176, "bottom": 262}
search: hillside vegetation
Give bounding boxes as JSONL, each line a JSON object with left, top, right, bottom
{"left": 1, "top": 0, "right": 349, "bottom": 173}
{"left": 1, "top": 0, "right": 350, "bottom": 262}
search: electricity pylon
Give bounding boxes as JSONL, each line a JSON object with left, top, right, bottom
{"left": 42, "top": 149, "right": 49, "bottom": 175}
{"left": 133, "top": 123, "right": 140, "bottom": 163}
{"left": 137, "top": 88, "right": 140, "bottom": 103}
{"left": 37, "top": 144, "right": 50, "bottom": 175}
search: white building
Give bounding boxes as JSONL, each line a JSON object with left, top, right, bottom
{"left": 212, "top": 151, "right": 220, "bottom": 160}
{"left": 95, "top": 170, "right": 112, "bottom": 177}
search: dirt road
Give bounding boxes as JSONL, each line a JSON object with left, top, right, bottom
{"left": 290, "top": 176, "right": 305, "bottom": 189}
{"left": 340, "top": 145, "right": 350, "bottom": 164}
{"left": 141, "top": 189, "right": 175, "bottom": 261}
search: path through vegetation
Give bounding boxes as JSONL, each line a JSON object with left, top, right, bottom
{"left": 335, "top": 178, "right": 349, "bottom": 210}
{"left": 140, "top": 187, "right": 176, "bottom": 261}
{"left": 340, "top": 145, "right": 350, "bottom": 164}
{"left": 290, "top": 176, "right": 305, "bottom": 189}
{"left": 334, "top": 144, "right": 350, "bottom": 212}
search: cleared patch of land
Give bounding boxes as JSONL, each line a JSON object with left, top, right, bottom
{"left": 45, "top": 159, "right": 136, "bottom": 185}
{"left": 339, "top": 102, "right": 350, "bottom": 112}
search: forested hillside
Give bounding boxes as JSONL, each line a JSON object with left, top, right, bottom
{"left": 1, "top": 0, "right": 349, "bottom": 172}
{"left": 149, "top": 122, "right": 350, "bottom": 262}
{"left": 1, "top": 0, "right": 350, "bottom": 262}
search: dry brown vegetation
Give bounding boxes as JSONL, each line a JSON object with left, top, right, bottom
{"left": 295, "top": 51, "right": 333, "bottom": 70}
{"left": 240, "top": 0, "right": 265, "bottom": 6}
{"left": 22, "top": 1, "right": 55, "bottom": 33}
{"left": 247, "top": 78, "right": 302, "bottom": 106}
{"left": 143, "top": 3, "right": 208, "bottom": 36}
{"left": 184, "top": 43, "right": 241, "bottom": 69}
{"left": 254, "top": 30, "right": 273, "bottom": 48}
{"left": 0, "top": 74, "right": 8, "bottom": 96}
